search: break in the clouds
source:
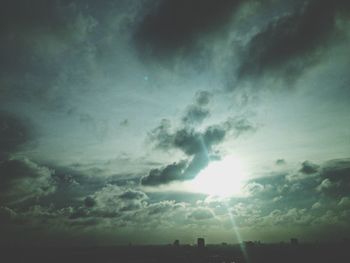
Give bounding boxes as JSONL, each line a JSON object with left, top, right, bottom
{"left": 143, "top": 108, "right": 254, "bottom": 186}
{"left": 1, "top": 0, "right": 350, "bottom": 246}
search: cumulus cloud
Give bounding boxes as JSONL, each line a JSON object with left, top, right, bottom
{"left": 88, "top": 185, "right": 149, "bottom": 217}
{"left": 228, "top": 158, "right": 350, "bottom": 231}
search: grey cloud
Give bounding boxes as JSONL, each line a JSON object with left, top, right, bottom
{"left": 0, "top": 0, "right": 99, "bottom": 111}
{"left": 141, "top": 161, "right": 188, "bottom": 186}
{"left": 143, "top": 127, "right": 220, "bottom": 186}
{"left": 338, "top": 197, "right": 350, "bottom": 208}
{"left": 182, "top": 91, "right": 212, "bottom": 125}
{"left": 244, "top": 182, "right": 265, "bottom": 196}
{"left": 234, "top": 158, "right": 350, "bottom": 230}
{"left": 182, "top": 106, "right": 210, "bottom": 125}
{"left": 120, "top": 119, "right": 129, "bottom": 127}
{"left": 88, "top": 185, "right": 148, "bottom": 217}
{"left": 195, "top": 91, "right": 211, "bottom": 106}
{"left": 134, "top": 0, "right": 244, "bottom": 59}
{"left": 0, "top": 158, "right": 56, "bottom": 205}
{"left": 276, "top": 159, "right": 286, "bottom": 166}
{"left": 300, "top": 160, "right": 319, "bottom": 174}
{"left": 148, "top": 119, "right": 173, "bottom": 150}
{"left": 188, "top": 208, "right": 214, "bottom": 220}
{"left": 51, "top": 185, "right": 149, "bottom": 221}
{"left": 119, "top": 189, "right": 148, "bottom": 200}
{"left": 147, "top": 200, "right": 185, "bottom": 215}
{"left": 311, "top": 202, "right": 322, "bottom": 210}
{"left": 151, "top": 118, "right": 247, "bottom": 155}
{"left": 261, "top": 208, "right": 312, "bottom": 227}
{"left": 317, "top": 159, "right": 350, "bottom": 197}
{"left": 0, "top": 112, "right": 33, "bottom": 160}
{"left": 84, "top": 196, "right": 96, "bottom": 208}
{"left": 141, "top": 151, "right": 210, "bottom": 186}
{"left": 238, "top": 0, "right": 350, "bottom": 82}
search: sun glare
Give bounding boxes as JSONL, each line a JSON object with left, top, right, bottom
{"left": 189, "top": 156, "right": 247, "bottom": 197}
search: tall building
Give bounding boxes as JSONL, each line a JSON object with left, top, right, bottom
{"left": 173, "top": 239, "right": 180, "bottom": 247}
{"left": 197, "top": 238, "right": 205, "bottom": 249}
{"left": 291, "top": 238, "right": 299, "bottom": 245}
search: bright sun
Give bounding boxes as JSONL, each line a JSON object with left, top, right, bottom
{"left": 189, "top": 156, "right": 247, "bottom": 197}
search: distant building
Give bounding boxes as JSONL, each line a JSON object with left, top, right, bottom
{"left": 244, "top": 241, "right": 255, "bottom": 249}
{"left": 197, "top": 238, "right": 205, "bottom": 249}
{"left": 173, "top": 240, "right": 180, "bottom": 247}
{"left": 291, "top": 238, "right": 299, "bottom": 245}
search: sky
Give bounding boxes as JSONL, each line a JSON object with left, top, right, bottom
{"left": 0, "top": 0, "right": 350, "bottom": 246}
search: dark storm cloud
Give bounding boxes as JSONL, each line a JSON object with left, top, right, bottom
{"left": 134, "top": 0, "right": 244, "bottom": 58}
{"left": 0, "top": 0, "right": 100, "bottom": 112}
{"left": 0, "top": 0, "right": 75, "bottom": 76}
{"left": 84, "top": 196, "right": 96, "bottom": 208}
{"left": 0, "top": 0, "right": 71, "bottom": 30}
{"left": 317, "top": 159, "right": 350, "bottom": 197}
{"left": 0, "top": 158, "right": 56, "bottom": 205}
{"left": 238, "top": 0, "right": 350, "bottom": 82}
{"left": 0, "top": 112, "right": 32, "bottom": 160}
{"left": 141, "top": 161, "right": 187, "bottom": 186}
{"left": 141, "top": 152, "right": 210, "bottom": 186}
{"left": 300, "top": 160, "right": 319, "bottom": 174}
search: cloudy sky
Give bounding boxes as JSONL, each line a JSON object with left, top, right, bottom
{"left": 1, "top": 0, "right": 350, "bottom": 246}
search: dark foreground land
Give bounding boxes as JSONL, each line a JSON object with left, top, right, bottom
{"left": 1, "top": 242, "right": 350, "bottom": 263}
